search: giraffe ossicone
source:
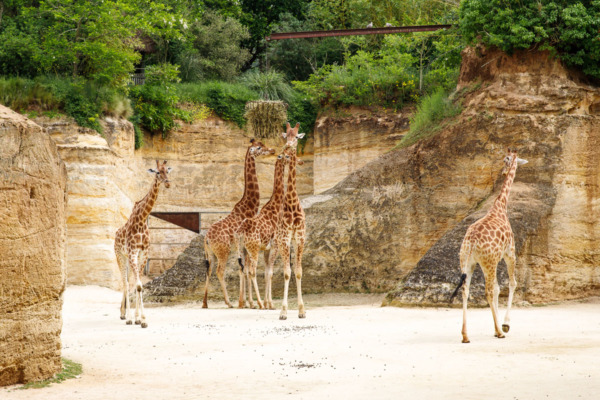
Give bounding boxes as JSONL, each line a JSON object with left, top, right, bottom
{"left": 452, "top": 148, "right": 527, "bottom": 343}
{"left": 114, "top": 160, "right": 172, "bottom": 328}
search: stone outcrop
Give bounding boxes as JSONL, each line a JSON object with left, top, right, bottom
{"left": 0, "top": 106, "right": 67, "bottom": 385}
{"left": 313, "top": 108, "right": 410, "bottom": 193}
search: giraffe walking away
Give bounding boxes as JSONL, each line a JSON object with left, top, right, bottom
{"left": 451, "top": 148, "right": 528, "bottom": 343}
{"left": 203, "top": 139, "right": 275, "bottom": 308}
{"left": 275, "top": 122, "right": 306, "bottom": 320}
{"left": 236, "top": 152, "right": 292, "bottom": 309}
{"left": 114, "top": 160, "right": 172, "bottom": 328}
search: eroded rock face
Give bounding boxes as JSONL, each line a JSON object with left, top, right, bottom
{"left": 380, "top": 47, "right": 600, "bottom": 305}
{"left": 313, "top": 108, "right": 410, "bottom": 193}
{"left": 0, "top": 106, "right": 67, "bottom": 385}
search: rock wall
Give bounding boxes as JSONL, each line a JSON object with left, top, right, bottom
{"left": 302, "top": 46, "right": 600, "bottom": 305}
{"left": 0, "top": 106, "right": 67, "bottom": 385}
{"left": 313, "top": 108, "right": 410, "bottom": 193}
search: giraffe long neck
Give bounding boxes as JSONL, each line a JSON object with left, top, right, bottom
{"left": 493, "top": 158, "right": 518, "bottom": 212}
{"left": 285, "top": 154, "right": 298, "bottom": 206}
{"left": 137, "top": 177, "right": 161, "bottom": 221}
{"left": 235, "top": 147, "right": 259, "bottom": 217}
{"left": 263, "top": 158, "right": 285, "bottom": 213}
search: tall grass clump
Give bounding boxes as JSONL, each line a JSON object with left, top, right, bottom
{"left": 0, "top": 77, "right": 61, "bottom": 111}
{"left": 238, "top": 69, "right": 294, "bottom": 103}
{"left": 398, "top": 88, "right": 462, "bottom": 148}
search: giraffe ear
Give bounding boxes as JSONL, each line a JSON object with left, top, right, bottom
{"left": 148, "top": 169, "right": 158, "bottom": 174}
{"left": 297, "top": 132, "right": 305, "bottom": 139}
{"left": 281, "top": 132, "right": 287, "bottom": 139}
{"left": 167, "top": 167, "right": 172, "bottom": 173}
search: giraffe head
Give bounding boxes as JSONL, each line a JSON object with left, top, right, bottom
{"left": 148, "top": 160, "right": 172, "bottom": 188}
{"left": 502, "top": 148, "right": 528, "bottom": 175}
{"left": 281, "top": 122, "right": 305, "bottom": 150}
{"left": 249, "top": 138, "right": 275, "bottom": 158}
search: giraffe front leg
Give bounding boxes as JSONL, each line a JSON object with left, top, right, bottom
{"left": 138, "top": 248, "right": 149, "bottom": 328}
{"left": 249, "top": 259, "right": 264, "bottom": 310}
{"left": 295, "top": 235, "right": 306, "bottom": 319}
{"left": 216, "top": 258, "right": 233, "bottom": 308}
{"left": 278, "top": 236, "right": 291, "bottom": 320}
{"left": 265, "top": 247, "right": 276, "bottom": 310}
{"left": 503, "top": 249, "right": 517, "bottom": 333}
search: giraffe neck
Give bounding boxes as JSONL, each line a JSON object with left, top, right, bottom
{"left": 263, "top": 158, "right": 286, "bottom": 213}
{"left": 137, "top": 177, "right": 161, "bottom": 221}
{"left": 235, "top": 147, "right": 259, "bottom": 216}
{"left": 493, "top": 158, "right": 518, "bottom": 212}
{"left": 285, "top": 153, "right": 298, "bottom": 206}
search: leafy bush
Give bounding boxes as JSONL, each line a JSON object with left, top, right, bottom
{"left": 239, "top": 69, "right": 295, "bottom": 103}
{"left": 398, "top": 88, "right": 462, "bottom": 148}
{"left": 459, "top": 0, "right": 600, "bottom": 79}
{"left": 176, "top": 81, "right": 259, "bottom": 127}
{"left": 293, "top": 50, "right": 419, "bottom": 108}
{"left": 0, "top": 77, "right": 61, "bottom": 111}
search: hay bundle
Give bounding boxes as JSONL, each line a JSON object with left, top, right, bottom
{"left": 244, "top": 100, "right": 287, "bottom": 140}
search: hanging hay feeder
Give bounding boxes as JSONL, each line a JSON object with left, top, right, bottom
{"left": 244, "top": 100, "right": 288, "bottom": 140}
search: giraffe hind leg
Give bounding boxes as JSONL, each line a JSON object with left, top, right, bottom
{"left": 502, "top": 247, "right": 517, "bottom": 333}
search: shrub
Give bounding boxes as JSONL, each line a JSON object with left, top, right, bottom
{"left": 459, "top": 0, "right": 600, "bottom": 79}
{"left": 238, "top": 69, "right": 295, "bottom": 103}
{"left": 398, "top": 88, "right": 462, "bottom": 148}
{"left": 176, "top": 81, "right": 259, "bottom": 127}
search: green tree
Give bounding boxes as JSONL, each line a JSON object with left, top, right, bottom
{"left": 460, "top": 0, "right": 600, "bottom": 79}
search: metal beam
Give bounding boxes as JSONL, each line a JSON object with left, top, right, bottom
{"left": 266, "top": 24, "right": 452, "bottom": 41}
{"left": 150, "top": 212, "right": 200, "bottom": 233}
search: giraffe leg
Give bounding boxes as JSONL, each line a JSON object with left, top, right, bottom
{"left": 278, "top": 232, "right": 292, "bottom": 320}
{"left": 116, "top": 251, "right": 128, "bottom": 321}
{"left": 295, "top": 233, "right": 306, "bottom": 319}
{"left": 265, "top": 246, "right": 277, "bottom": 310}
{"left": 216, "top": 255, "right": 233, "bottom": 308}
{"left": 127, "top": 252, "right": 140, "bottom": 326}
{"left": 483, "top": 268, "right": 504, "bottom": 339}
{"left": 138, "top": 248, "right": 149, "bottom": 328}
{"left": 503, "top": 247, "right": 517, "bottom": 333}
{"left": 202, "top": 251, "right": 214, "bottom": 309}
{"left": 249, "top": 257, "right": 264, "bottom": 310}
{"left": 461, "top": 268, "right": 474, "bottom": 343}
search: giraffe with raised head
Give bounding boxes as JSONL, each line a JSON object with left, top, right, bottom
{"left": 451, "top": 148, "right": 528, "bottom": 343}
{"left": 203, "top": 139, "right": 275, "bottom": 308}
{"left": 115, "top": 160, "right": 172, "bottom": 328}
{"left": 276, "top": 122, "right": 306, "bottom": 320}
{"left": 236, "top": 151, "right": 293, "bottom": 309}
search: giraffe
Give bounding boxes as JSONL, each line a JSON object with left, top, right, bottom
{"left": 275, "top": 122, "right": 306, "bottom": 320}
{"left": 203, "top": 139, "right": 275, "bottom": 308}
{"left": 114, "top": 160, "right": 172, "bottom": 328}
{"left": 450, "top": 148, "right": 528, "bottom": 343}
{"left": 236, "top": 151, "right": 293, "bottom": 310}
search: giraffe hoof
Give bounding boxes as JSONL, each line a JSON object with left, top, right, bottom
{"left": 126, "top": 320, "right": 133, "bottom": 325}
{"left": 120, "top": 316, "right": 126, "bottom": 320}
{"left": 502, "top": 324, "right": 510, "bottom": 333}
{"left": 279, "top": 314, "right": 287, "bottom": 321}
{"left": 135, "top": 320, "right": 141, "bottom": 325}
{"left": 227, "top": 304, "right": 234, "bottom": 309}
{"left": 298, "top": 312, "right": 306, "bottom": 319}
{"left": 495, "top": 333, "right": 505, "bottom": 339}
{"left": 141, "top": 323, "right": 148, "bottom": 329}
{"left": 462, "top": 339, "right": 470, "bottom": 344}
{"left": 202, "top": 304, "right": 208, "bottom": 309}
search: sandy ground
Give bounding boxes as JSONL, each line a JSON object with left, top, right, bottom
{"left": 2, "top": 286, "right": 600, "bottom": 400}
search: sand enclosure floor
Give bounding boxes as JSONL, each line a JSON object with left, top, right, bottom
{"left": 2, "top": 286, "right": 600, "bottom": 399}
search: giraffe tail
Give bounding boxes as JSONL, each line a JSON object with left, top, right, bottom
{"left": 449, "top": 273, "right": 467, "bottom": 302}
{"left": 203, "top": 235, "right": 211, "bottom": 273}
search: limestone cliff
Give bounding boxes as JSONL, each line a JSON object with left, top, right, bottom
{"left": 0, "top": 106, "right": 67, "bottom": 385}
{"left": 299, "top": 47, "right": 600, "bottom": 305}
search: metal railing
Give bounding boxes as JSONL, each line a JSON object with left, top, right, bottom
{"left": 144, "top": 211, "right": 229, "bottom": 276}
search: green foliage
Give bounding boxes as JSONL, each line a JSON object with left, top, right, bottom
{"left": 176, "top": 10, "right": 251, "bottom": 81}
{"left": 294, "top": 50, "right": 418, "bottom": 108}
{"left": 459, "top": 0, "right": 600, "bottom": 79}
{"left": 238, "top": 69, "right": 294, "bottom": 102}
{"left": 176, "top": 81, "right": 259, "bottom": 127}
{"left": 19, "top": 358, "right": 82, "bottom": 390}
{"left": 286, "top": 90, "right": 318, "bottom": 146}
{"left": 0, "top": 77, "right": 61, "bottom": 111}
{"left": 398, "top": 88, "right": 462, "bottom": 148}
